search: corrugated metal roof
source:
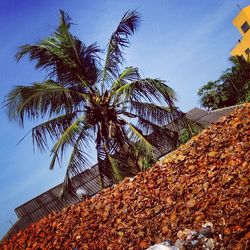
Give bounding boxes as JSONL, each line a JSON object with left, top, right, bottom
{"left": 186, "top": 104, "right": 242, "bottom": 128}
{"left": 185, "top": 107, "right": 208, "bottom": 122}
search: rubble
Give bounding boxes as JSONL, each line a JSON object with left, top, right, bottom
{"left": 147, "top": 222, "right": 216, "bottom": 250}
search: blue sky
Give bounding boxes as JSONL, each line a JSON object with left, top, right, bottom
{"left": 0, "top": 0, "right": 248, "bottom": 238}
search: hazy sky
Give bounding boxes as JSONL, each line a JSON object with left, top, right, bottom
{"left": 0, "top": 0, "right": 248, "bottom": 238}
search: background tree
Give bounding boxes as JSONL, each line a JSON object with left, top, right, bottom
{"left": 5, "top": 10, "right": 185, "bottom": 197}
{"left": 198, "top": 55, "right": 250, "bottom": 110}
{"left": 197, "top": 80, "right": 230, "bottom": 110}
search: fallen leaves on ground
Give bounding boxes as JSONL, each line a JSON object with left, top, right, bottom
{"left": 1, "top": 104, "right": 250, "bottom": 249}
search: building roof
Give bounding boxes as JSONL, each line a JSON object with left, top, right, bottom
{"left": 185, "top": 104, "right": 242, "bottom": 128}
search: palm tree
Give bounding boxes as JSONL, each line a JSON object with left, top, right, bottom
{"left": 5, "top": 10, "right": 184, "bottom": 197}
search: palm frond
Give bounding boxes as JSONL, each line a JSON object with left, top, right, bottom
{"left": 62, "top": 40, "right": 101, "bottom": 86}
{"left": 4, "top": 81, "right": 87, "bottom": 125}
{"left": 122, "top": 101, "right": 179, "bottom": 126}
{"left": 16, "top": 11, "right": 100, "bottom": 87}
{"left": 57, "top": 10, "right": 72, "bottom": 35}
{"left": 120, "top": 109, "right": 180, "bottom": 158}
{"left": 102, "top": 10, "right": 141, "bottom": 84}
{"left": 125, "top": 121, "right": 153, "bottom": 158}
{"left": 111, "top": 78, "right": 177, "bottom": 107}
{"left": 60, "top": 131, "right": 92, "bottom": 199}
{"left": 136, "top": 116, "right": 179, "bottom": 148}
{"left": 95, "top": 127, "right": 109, "bottom": 187}
{"left": 107, "top": 155, "right": 124, "bottom": 182}
{"left": 49, "top": 117, "right": 86, "bottom": 170}
{"left": 31, "top": 112, "right": 78, "bottom": 152}
{"left": 110, "top": 66, "right": 140, "bottom": 93}
{"left": 136, "top": 115, "right": 172, "bottom": 135}
{"left": 16, "top": 40, "right": 67, "bottom": 76}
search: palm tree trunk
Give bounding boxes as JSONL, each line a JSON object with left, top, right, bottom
{"left": 96, "top": 126, "right": 105, "bottom": 189}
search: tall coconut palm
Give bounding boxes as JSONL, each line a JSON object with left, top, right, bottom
{"left": 5, "top": 10, "right": 184, "bottom": 197}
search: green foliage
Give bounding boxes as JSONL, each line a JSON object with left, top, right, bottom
{"left": 197, "top": 81, "right": 229, "bottom": 110}
{"left": 179, "top": 128, "right": 198, "bottom": 144}
{"left": 4, "top": 10, "right": 185, "bottom": 198}
{"left": 198, "top": 56, "right": 250, "bottom": 110}
{"left": 179, "top": 118, "right": 204, "bottom": 144}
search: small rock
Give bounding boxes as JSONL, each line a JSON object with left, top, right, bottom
{"left": 190, "top": 240, "right": 199, "bottom": 246}
{"left": 175, "top": 239, "right": 185, "bottom": 249}
{"left": 200, "top": 226, "right": 213, "bottom": 238}
{"left": 147, "top": 241, "right": 179, "bottom": 250}
{"left": 177, "top": 228, "right": 197, "bottom": 240}
{"left": 202, "top": 222, "right": 214, "bottom": 231}
{"left": 202, "top": 238, "right": 215, "bottom": 250}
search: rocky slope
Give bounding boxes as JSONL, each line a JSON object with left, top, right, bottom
{"left": 1, "top": 104, "right": 249, "bottom": 250}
